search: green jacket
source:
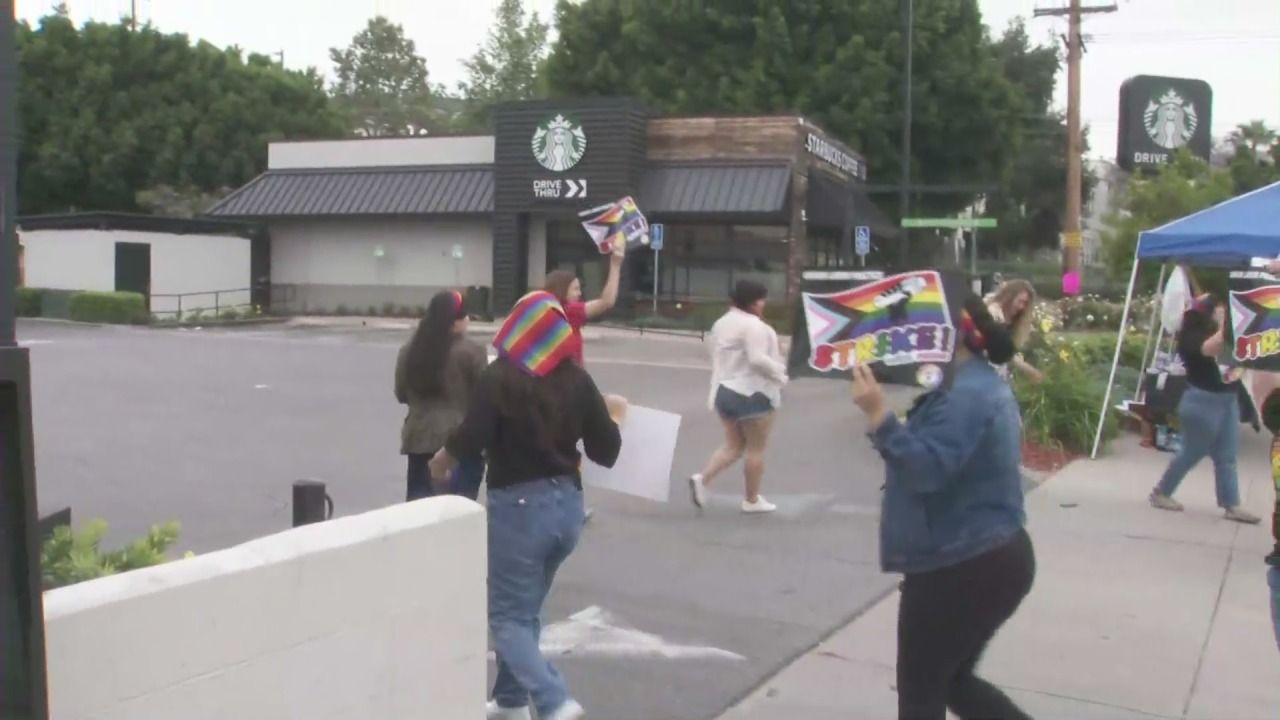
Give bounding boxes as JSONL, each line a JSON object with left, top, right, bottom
{"left": 395, "top": 337, "right": 487, "bottom": 455}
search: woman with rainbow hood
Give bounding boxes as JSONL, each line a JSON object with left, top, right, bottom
{"left": 430, "top": 290, "right": 623, "bottom": 720}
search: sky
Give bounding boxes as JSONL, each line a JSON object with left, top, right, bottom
{"left": 14, "top": 0, "right": 1280, "bottom": 161}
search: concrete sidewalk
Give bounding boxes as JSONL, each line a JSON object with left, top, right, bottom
{"left": 718, "top": 433, "right": 1280, "bottom": 720}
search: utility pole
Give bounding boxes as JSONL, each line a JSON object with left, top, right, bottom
{"left": 1035, "top": 1, "right": 1117, "bottom": 286}
{"left": 130, "top": 0, "right": 137, "bottom": 30}
{"left": 1, "top": 0, "right": 50, "bottom": 717}
{"left": 898, "top": 0, "right": 914, "bottom": 269}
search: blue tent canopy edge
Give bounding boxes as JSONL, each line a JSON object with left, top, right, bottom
{"left": 1137, "top": 180, "right": 1280, "bottom": 266}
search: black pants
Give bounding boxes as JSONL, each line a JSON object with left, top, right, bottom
{"left": 897, "top": 529, "right": 1036, "bottom": 720}
{"left": 406, "top": 453, "right": 433, "bottom": 502}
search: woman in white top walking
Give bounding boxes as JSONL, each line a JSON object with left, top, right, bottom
{"left": 688, "top": 280, "right": 789, "bottom": 514}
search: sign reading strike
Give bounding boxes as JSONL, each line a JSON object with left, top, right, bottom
{"left": 792, "top": 271, "right": 963, "bottom": 387}
{"left": 1229, "top": 271, "right": 1280, "bottom": 368}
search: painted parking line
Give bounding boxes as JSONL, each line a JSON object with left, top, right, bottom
{"left": 484, "top": 605, "right": 745, "bottom": 662}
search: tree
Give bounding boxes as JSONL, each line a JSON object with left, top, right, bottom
{"left": 1229, "top": 120, "right": 1278, "bottom": 160}
{"left": 545, "top": 0, "right": 1037, "bottom": 227}
{"left": 329, "top": 16, "right": 443, "bottom": 136}
{"left": 1101, "top": 151, "right": 1235, "bottom": 286}
{"left": 980, "top": 20, "right": 1092, "bottom": 258}
{"left": 16, "top": 12, "right": 343, "bottom": 215}
{"left": 1226, "top": 120, "right": 1279, "bottom": 195}
{"left": 458, "top": 0, "right": 549, "bottom": 128}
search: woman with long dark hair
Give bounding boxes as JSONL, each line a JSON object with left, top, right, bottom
{"left": 688, "top": 279, "right": 788, "bottom": 514}
{"left": 544, "top": 240, "right": 626, "bottom": 367}
{"left": 430, "top": 291, "right": 622, "bottom": 720}
{"left": 851, "top": 295, "right": 1035, "bottom": 720}
{"left": 1150, "top": 295, "right": 1260, "bottom": 524}
{"left": 394, "top": 290, "right": 487, "bottom": 501}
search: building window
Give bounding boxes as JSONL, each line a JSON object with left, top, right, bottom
{"left": 626, "top": 223, "right": 788, "bottom": 303}
{"left": 731, "top": 225, "right": 788, "bottom": 299}
{"left": 807, "top": 227, "right": 853, "bottom": 269}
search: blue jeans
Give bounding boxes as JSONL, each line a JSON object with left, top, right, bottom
{"left": 405, "top": 454, "right": 485, "bottom": 502}
{"left": 488, "top": 477, "right": 584, "bottom": 715}
{"left": 1157, "top": 387, "right": 1241, "bottom": 508}
{"left": 1269, "top": 567, "right": 1280, "bottom": 653}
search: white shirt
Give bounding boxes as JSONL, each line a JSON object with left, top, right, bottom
{"left": 706, "top": 308, "right": 789, "bottom": 410}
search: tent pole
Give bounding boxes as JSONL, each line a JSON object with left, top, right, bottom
{"left": 1092, "top": 250, "right": 1142, "bottom": 459}
{"left": 1134, "top": 263, "right": 1168, "bottom": 400}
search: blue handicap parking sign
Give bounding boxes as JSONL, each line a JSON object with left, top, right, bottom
{"left": 854, "top": 226, "right": 871, "bottom": 256}
{"left": 650, "top": 223, "right": 664, "bottom": 251}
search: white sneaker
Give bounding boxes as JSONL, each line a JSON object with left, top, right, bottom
{"left": 543, "top": 699, "right": 585, "bottom": 720}
{"left": 688, "top": 474, "right": 708, "bottom": 509}
{"left": 485, "top": 700, "right": 531, "bottom": 720}
{"left": 741, "top": 496, "right": 777, "bottom": 514}
{"left": 1149, "top": 491, "right": 1184, "bottom": 512}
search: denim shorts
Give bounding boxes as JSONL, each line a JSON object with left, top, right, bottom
{"left": 714, "top": 385, "right": 774, "bottom": 422}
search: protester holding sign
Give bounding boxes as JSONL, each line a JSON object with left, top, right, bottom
{"left": 688, "top": 279, "right": 788, "bottom": 515}
{"left": 1150, "top": 296, "right": 1260, "bottom": 524}
{"left": 851, "top": 295, "right": 1035, "bottom": 720}
{"left": 544, "top": 238, "right": 626, "bottom": 366}
{"left": 430, "top": 291, "right": 621, "bottom": 720}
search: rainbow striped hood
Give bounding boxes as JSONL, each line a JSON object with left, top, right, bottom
{"left": 493, "top": 291, "right": 580, "bottom": 376}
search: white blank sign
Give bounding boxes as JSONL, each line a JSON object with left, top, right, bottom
{"left": 581, "top": 405, "right": 682, "bottom": 503}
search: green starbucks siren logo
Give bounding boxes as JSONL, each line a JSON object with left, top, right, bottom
{"left": 531, "top": 113, "right": 586, "bottom": 172}
{"left": 1144, "top": 89, "right": 1199, "bottom": 150}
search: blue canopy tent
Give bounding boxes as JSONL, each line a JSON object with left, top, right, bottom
{"left": 1092, "top": 181, "right": 1280, "bottom": 458}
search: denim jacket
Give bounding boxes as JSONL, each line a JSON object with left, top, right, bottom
{"left": 871, "top": 358, "right": 1026, "bottom": 574}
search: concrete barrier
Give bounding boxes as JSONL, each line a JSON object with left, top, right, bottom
{"left": 43, "top": 496, "right": 487, "bottom": 720}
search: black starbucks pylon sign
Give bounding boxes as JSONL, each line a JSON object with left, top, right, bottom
{"left": 1118, "top": 75, "right": 1213, "bottom": 172}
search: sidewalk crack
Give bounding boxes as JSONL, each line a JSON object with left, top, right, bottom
{"left": 1181, "top": 522, "right": 1238, "bottom": 717}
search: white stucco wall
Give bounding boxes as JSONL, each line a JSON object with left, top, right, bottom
{"left": 19, "top": 228, "right": 251, "bottom": 315}
{"left": 269, "top": 136, "right": 495, "bottom": 170}
{"left": 149, "top": 233, "right": 252, "bottom": 315}
{"left": 44, "top": 497, "right": 487, "bottom": 720}
{"left": 269, "top": 218, "right": 492, "bottom": 313}
{"left": 20, "top": 229, "right": 116, "bottom": 293}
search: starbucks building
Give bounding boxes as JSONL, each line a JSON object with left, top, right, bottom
{"left": 209, "top": 97, "right": 892, "bottom": 315}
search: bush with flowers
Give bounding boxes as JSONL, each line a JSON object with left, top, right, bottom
{"left": 1012, "top": 312, "right": 1149, "bottom": 457}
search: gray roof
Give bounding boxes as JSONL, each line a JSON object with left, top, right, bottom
{"left": 641, "top": 162, "right": 791, "bottom": 216}
{"left": 208, "top": 166, "right": 493, "bottom": 218}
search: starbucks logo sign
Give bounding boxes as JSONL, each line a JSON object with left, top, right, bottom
{"left": 1144, "top": 89, "right": 1199, "bottom": 150}
{"left": 531, "top": 113, "right": 586, "bottom": 172}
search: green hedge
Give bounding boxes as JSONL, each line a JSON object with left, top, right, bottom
{"left": 67, "top": 291, "right": 150, "bottom": 325}
{"left": 16, "top": 287, "right": 43, "bottom": 317}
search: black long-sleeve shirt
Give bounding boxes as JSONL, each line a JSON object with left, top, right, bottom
{"left": 446, "top": 360, "right": 622, "bottom": 490}
{"left": 1178, "top": 323, "right": 1238, "bottom": 393}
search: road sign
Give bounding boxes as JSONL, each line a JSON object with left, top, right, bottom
{"left": 451, "top": 244, "right": 464, "bottom": 260}
{"left": 900, "top": 217, "right": 998, "bottom": 229}
{"left": 650, "top": 223, "right": 664, "bottom": 251}
{"left": 854, "top": 225, "right": 871, "bottom": 256}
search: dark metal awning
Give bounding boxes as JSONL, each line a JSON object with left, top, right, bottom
{"left": 641, "top": 162, "right": 791, "bottom": 217}
{"left": 207, "top": 165, "right": 494, "bottom": 218}
{"left": 806, "top": 170, "right": 897, "bottom": 238}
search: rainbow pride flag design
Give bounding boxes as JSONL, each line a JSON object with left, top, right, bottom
{"left": 493, "top": 291, "right": 577, "bottom": 376}
{"left": 1231, "top": 284, "right": 1280, "bottom": 339}
{"left": 802, "top": 271, "right": 955, "bottom": 370}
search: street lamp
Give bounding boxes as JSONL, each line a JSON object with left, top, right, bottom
{"left": 0, "top": 0, "right": 51, "bottom": 717}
